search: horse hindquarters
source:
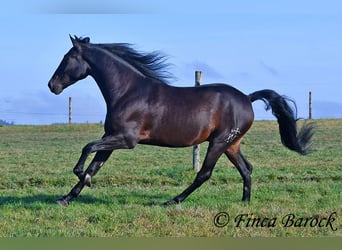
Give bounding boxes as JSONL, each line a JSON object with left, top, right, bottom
{"left": 163, "top": 91, "right": 255, "bottom": 205}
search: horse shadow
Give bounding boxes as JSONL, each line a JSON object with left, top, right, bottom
{"left": 0, "top": 194, "right": 101, "bottom": 207}
{"left": 0, "top": 192, "right": 172, "bottom": 207}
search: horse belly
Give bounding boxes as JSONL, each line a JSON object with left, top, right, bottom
{"left": 139, "top": 112, "right": 216, "bottom": 147}
{"left": 140, "top": 130, "right": 208, "bottom": 147}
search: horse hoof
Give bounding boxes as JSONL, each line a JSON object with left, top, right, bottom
{"left": 84, "top": 173, "right": 92, "bottom": 187}
{"left": 56, "top": 197, "right": 70, "bottom": 207}
{"left": 163, "top": 199, "right": 178, "bottom": 207}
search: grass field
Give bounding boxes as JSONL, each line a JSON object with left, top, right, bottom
{"left": 0, "top": 120, "right": 341, "bottom": 237}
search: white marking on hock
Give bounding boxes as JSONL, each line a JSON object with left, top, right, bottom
{"left": 84, "top": 173, "right": 92, "bottom": 187}
{"left": 224, "top": 128, "right": 241, "bottom": 144}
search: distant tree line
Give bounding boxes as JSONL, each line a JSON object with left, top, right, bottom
{"left": 0, "top": 119, "right": 14, "bottom": 126}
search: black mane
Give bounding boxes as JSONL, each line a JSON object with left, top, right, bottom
{"left": 101, "top": 43, "right": 174, "bottom": 83}
{"left": 75, "top": 37, "right": 173, "bottom": 83}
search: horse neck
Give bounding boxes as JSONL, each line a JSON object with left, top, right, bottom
{"left": 83, "top": 47, "right": 142, "bottom": 107}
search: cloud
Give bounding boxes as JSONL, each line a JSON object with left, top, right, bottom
{"left": 179, "top": 60, "right": 226, "bottom": 82}
{"left": 230, "top": 71, "right": 254, "bottom": 81}
{"left": 260, "top": 61, "right": 279, "bottom": 77}
{"left": 312, "top": 101, "right": 342, "bottom": 119}
{"left": 0, "top": 92, "right": 64, "bottom": 125}
{"left": 0, "top": 90, "right": 106, "bottom": 125}
{"left": 36, "top": 0, "right": 154, "bottom": 14}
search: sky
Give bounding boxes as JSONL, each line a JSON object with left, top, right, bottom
{"left": 0, "top": 0, "right": 342, "bottom": 124}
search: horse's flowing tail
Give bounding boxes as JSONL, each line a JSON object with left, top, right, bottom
{"left": 249, "top": 89, "right": 314, "bottom": 155}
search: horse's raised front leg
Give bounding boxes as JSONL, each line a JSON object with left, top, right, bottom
{"left": 72, "top": 134, "right": 108, "bottom": 180}
{"left": 83, "top": 150, "right": 113, "bottom": 187}
{"left": 57, "top": 134, "right": 136, "bottom": 206}
{"left": 56, "top": 150, "right": 113, "bottom": 206}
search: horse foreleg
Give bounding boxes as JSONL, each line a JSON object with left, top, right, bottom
{"left": 72, "top": 134, "right": 108, "bottom": 179}
{"left": 57, "top": 150, "right": 113, "bottom": 206}
{"left": 57, "top": 134, "right": 136, "bottom": 206}
{"left": 83, "top": 150, "right": 113, "bottom": 187}
{"left": 56, "top": 179, "right": 85, "bottom": 206}
{"left": 163, "top": 142, "right": 224, "bottom": 206}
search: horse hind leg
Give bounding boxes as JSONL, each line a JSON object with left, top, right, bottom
{"left": 163, "top": 141, "right": 226, "bottom": 206}
{"left": 225, "top": 138, "right": 253, "bottom": 201}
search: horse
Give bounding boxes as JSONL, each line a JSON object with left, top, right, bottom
{"left": 48, "top": 35, "right": 314, "bottom": 207}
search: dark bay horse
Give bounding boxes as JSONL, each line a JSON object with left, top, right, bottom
{"left": 48, "top": 36, "right": 314, "bottom": 206}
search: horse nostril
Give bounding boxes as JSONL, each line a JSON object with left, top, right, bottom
{"left": 48, "top": 80, "right": 63, "bottom": 95}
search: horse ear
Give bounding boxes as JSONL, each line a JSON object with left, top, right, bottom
{"left": 69, "top": 35, "right": 82, "bottom": 51}
{"left": 70, "top": 35, "right": 77, "bottom": 46}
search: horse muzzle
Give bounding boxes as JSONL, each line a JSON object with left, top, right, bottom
{"left": 48, "top": 80, "right": 63, "bottom": 95}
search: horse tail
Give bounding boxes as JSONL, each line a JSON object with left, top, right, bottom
{"left": 248, "top": 89, "right": 314, "bottom": 155}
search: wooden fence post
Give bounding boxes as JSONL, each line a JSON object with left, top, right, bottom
{"left": 69, "top": 97, "right": 72, "bottom": 124}
{"left": 193, "top": 71, "right": 202, "bottom": 172}
{"left": 309, "top": 91, "right": 312, "bottom": 119}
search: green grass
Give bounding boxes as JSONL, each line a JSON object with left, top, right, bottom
{"left": 0, "top": 120, "right": 341, "bottom": 237}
